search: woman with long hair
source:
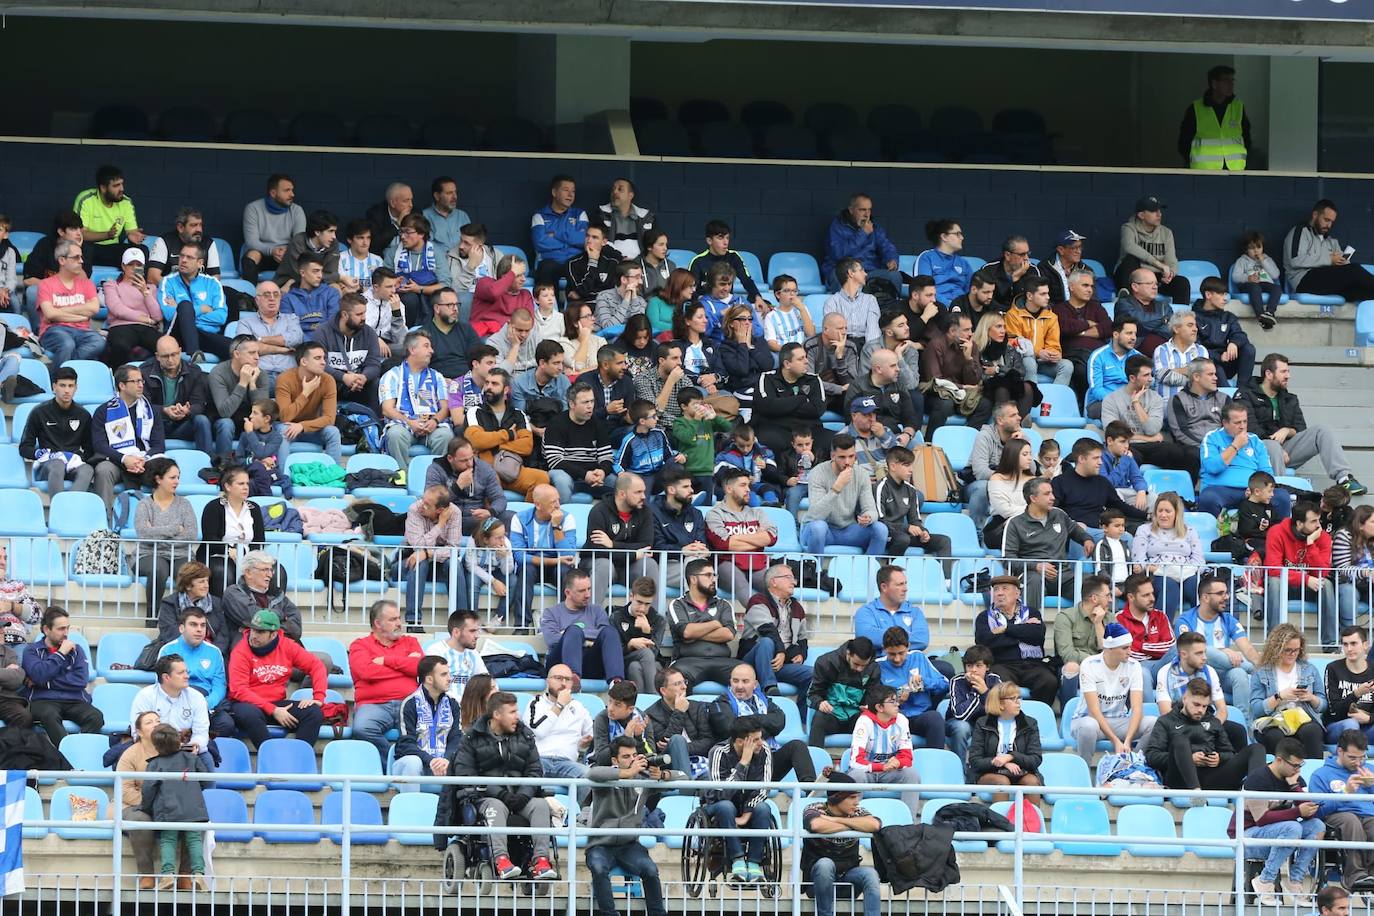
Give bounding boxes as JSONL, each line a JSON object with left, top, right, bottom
{"left": 1249, "top": 623, "right": 1327, "bottom": 756}
{"left": 972, "top": 311, "right": 1040, "bottom": 420}
{"left": 459, "top": 673, "right": 497, "bottom": 731}
{"left": 1130, "top": 490, "right": 1204, "bottom": 620}
{"left": 1334, "top": 504, "right": 1374, "bottom": 630}
{"left": 967, "top": 680, "right": 1044, "bottom": 802}
{"left": 615, "top": 314, "right": 657, "bottom": 378}
{"left": 984, "top": 438, "right": 1034, "bottom": 548}
{"left": 647, "top": 267, "right": 695, "bottom": 335}
{"left": 197, "top": 466, "right": 265, "bottom": 597}
{"left": 134, "top": 457, "right": 198, "bottom": 615}
{"left": 552, "top": 300, "right": 606, "bottom": 377}
{"left": 671, "top": 300, "right": 725, "bottom": 393}
{"left": 718, "top": 304, "right": 771, "bottom": 403}
{"left": 637, "top": 229, "right": 676, "bottom": 300}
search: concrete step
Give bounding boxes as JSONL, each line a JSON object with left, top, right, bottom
{"left": 1223, "top": 301, "right": 1358, "bottom": 348}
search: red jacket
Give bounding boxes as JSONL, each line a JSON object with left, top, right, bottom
{"left": 228, "top": 633, "right": 326, "bottom": 714}
{"left": 1266, "top": 518, "right": 1332, "bottom": 590}
{"left": 348, "top": 633, "right": 423, "bottom": 706}
{"left": 470, "top": 272, "right": 534, "bottom": 328}
{"left": 1119, "top": 607, "right": 1175, "bottom": 661}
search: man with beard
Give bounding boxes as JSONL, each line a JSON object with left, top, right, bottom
{"left": 74, "top": 164, "right": 145, "bottom": 268}
{"left": 582, "top": 473, "right": 658, "bottom": 605}
{"left": 1282, "top": 199, "right": 1374, "bottom": 304}
{"left": 665, "top": 558, "right": 740, "bottom": 690}
{"left": 313, "top": 292, "right": 382, "bottom": 407}
{"left": 146, "top": 207, "right": 220, "bottom": 286}
{"left": 461, "top": 367, "right": 549, "bottom": 500}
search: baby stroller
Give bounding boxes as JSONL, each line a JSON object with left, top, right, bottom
{"left": 436, "top": 790, "right": 559, "bottom": 897}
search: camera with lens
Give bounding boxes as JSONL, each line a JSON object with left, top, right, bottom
{"left": 643, "top": 754, "right": 673, "bottom": 769}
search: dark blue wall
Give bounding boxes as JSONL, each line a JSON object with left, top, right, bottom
{"left": 3, "top": 141, "right": 1371, "bottom": 280}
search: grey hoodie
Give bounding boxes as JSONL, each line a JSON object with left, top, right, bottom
{"left": 1118, "top": 217, "right": 1178, "bottom": 273}
{"left": 1282, "top": 223, "right": 1343, "bottom": 291}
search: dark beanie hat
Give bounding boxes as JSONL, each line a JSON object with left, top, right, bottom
{"left": 826, "top": 771, "right": 860, "bottom": 805}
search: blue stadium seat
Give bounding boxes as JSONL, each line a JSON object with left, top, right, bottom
{"left": 0, "top": 411, "right": 10, "bottom": 444}
{"left": 766, "top": 252, "right": 825, "bottom": 296}
{"left": 922, "top": 514, "right": 985, "bottom": 558}
{"left": 345, "top": 453, "right": 400, "bottom": 477}
{"left": 1288, "top": 276, "right": 1345, "bottom": 307}
{"left": 13, "top": 360, "right": 52, "bottom": 404}
{"left": 576, "top": 693, "right": 607, "bottom": 720}
{"left": 1038, "top": 752, "right": 1093, "bottom": 804}
{"left": 735, "top": 251, "right": 765, "bottom": 296}
{"left": 1185, "top": 511, "right": 1231, "bottom": 563}
{"left": 322, "top": 740, "right": 389, "bottom": 793}
{"left": 48, "top": 491, "right": 109, "bottom": 537}
{"left": 892, "top": 556, "right": 954, "bottom": 604}
{"left": 203, "top": 788, "right": 253, "bottom": 841}
{"left": 0, "top": 491, "right": 47, "bottom": 535}
{"left": 50, "top": 786, "right": 111, "bottom": 839}
{"left": 94, "top": 634, "right": 153, "bottom": 683}
{"left": 10, "top": 231, "right": 43, "bottom": 261}
{"left": 322, "top": 790, "right": 389, "bottom": 844}
{"left": 257, "top": 738, "right": 323, "bottom": 792}
{"left": 1051, "top": 798, "right": 1122, "bottom": 855}
{"left": 1143, "top": 467, "right": 1196, "bottom": 502}
{"left": 66, "top": 360, "right": 115, "bottom": 407}
{"left": 23, "top": 786, "right": 46, "bottom": 840}
{"left": 10, "top": 538, "right": 68, "bottom": 586}
{"left": 760, "top": 506, "right": 800, "bottom": 553}
{"left": 301, "top": 636, "right": 352, "bottom": 687}
{"left": 932, "top": 426, "right": 979, "bottom": 472}
{"left": 0, "top": 313, "right": 30, "bottom": 339}
{"left": 1116, "top": 804, "right": 1185, "bottom": 857}
{"left": 268, "top": 543, "right": 327, "bottom": 593}
{"left": 407, "top": 455, "right": 438, "bottom": 496}
{"left": 912, "top": 748, "right": 970, "bottom": 800}
{"left": 214, "top": 736, "right": 256, "bottom": 790}
{"left": 91, "top": 682, "right": 141, "bottom": 736}
{"left": 389, "top": 791, "right": 441, "bottom": 845}
{"left": 773, "top": 697, "right": 807, "bottom": 745}
{"left": 988, "top": 801, "right": 1055, "bottom": 854}
{"left": 254, "top": 789, "right": 321, "bottom": 843}
{"left": 1021, "top": 700, "right": 1067, "bottom": 752}
{"left": 1176, "top": 260, "right": 1221, "bottom": 302}
{"left": 655, "top": 795, "right": 698, "bottom": 849}
{"left": 1357, "top": 301, "right": 1374, "bottom": 347}
{"left": 0, "top": 451, "right": 28, "bottom": 490}
{"left": 920, "top": 798, "right": 985, "bottom": 852}
{"left": 1054, "top": 427, "right": 1102, "bottom": 455}
{"left": 668, "top": 248, "right": 698, "bottom": 268}
{"left": 162, "top": 449, "right": 218, "bottom": 496}
{"left": 1036, "top": 384, "right": 1087, "bottom": 429}
{"left": 829, "top": 555, "right": 881, "bottom": 603}
{"left": 1181, "top": 805, "right": 1236, "bottom": 859}
{"left": 59, "top": 733, "right": 114, "bottom": 785}
{"left": 1274, "top": 475, "right": 1314, "bottom": 492}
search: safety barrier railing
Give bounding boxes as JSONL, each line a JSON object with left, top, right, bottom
{"left": 7, "top": 534, "right": 1370, "bottom": 647}
{"left": 18, "top": 770, "right": 1374, "bottom": 916}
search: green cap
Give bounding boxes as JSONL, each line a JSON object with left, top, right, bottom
{"left": 249, "top": 610, "right": 281, "bottom": 632}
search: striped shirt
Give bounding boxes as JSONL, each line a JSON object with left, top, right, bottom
{"left": 849, "top": 709, "right": 913, "bottom": 771}
{"left": 339, "top": 250, "right": 383, "bottom": 291}
{"left": 421, "top": 640, "right": 487, "bottom": 702}
{"left": 764, "top": 305, "right": 807, "bottom": 347}
{"left": 1153, "top": 339, "right": 1207, "bottom": 401}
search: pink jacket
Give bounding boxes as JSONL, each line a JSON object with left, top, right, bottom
{"left": 298, "top": 507, "right": 357, "bottom": 536}
{"left": 102, "top": 279, "right": 162, "bottom": 329}
{"left": 470, "top": 271, "right": 534, "bottom": 327}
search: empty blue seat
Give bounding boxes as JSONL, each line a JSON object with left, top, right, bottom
{"left": 49, "top": 491, "right": 108, "bottom": 537}
{"left": 59, "top": 734, "right": 113, "bottom": 786}
{"left": 23, "top": 786, "right": 46, "bottom": 840}
{"left": 1036, "top": 384, "right": 1087, "bottom": 429}
{"left": 1176, "top": 260, "right": 1221, "bottom": 301}
{"left": 301, "top": 636, "right": 352, "bottom": 687}
{"left": 735, "top": 251, "right": 765, "bottom": 296}
{"left": 253, "top": 789, "right": 321, "bottom": 843}
{"left": 322, "top": 740, "right": 388, "bottom": 793}
{"left": 11, "top": 538, "right": 68, "bottom": 586}
{"left": 1054, "top": 427, "right": 1102, "bottom": 455}
{"left": 322, "top": 790, "right": 389, "bottom": 844}
{"left": 1051, "top": 798, "right": 1122, "bottom": 855}
{"left": 1143, "top": 467, "right": 1197, "bottom": 503}
{"left": 51, "top": 785, "right": 111, "bottom": 839}
{"left": 1038, "top": 752, "right": 1093, "bottom": 804}
{"left": 1181, "top": 805, "right": 1236, "bottom": 858}
{"left": 91, "top": 682, "right": 142, "bottom": 736}
{"left": 257, "top": 738, "right": 323, "bottom": 792}
{"left": 164, "top": 449, "right": 219, "bottom": 496}
{"left": 760, "top": 507, "right": 801, "bottom": 553}
{"left": 407, "top": 455, "right": 438, "bottom": 496}
{"left": 95, "top": 632, "right": 154, "bottom": 684}
{"left": 214, "top": 736, "right": 256, "bottom": 790}
{"left": 922, "top": 514, "right": 984, "bottom": 558}
{"left": 1021, "top": 700, "right": 1067, "bottom": 752}
{"left": 268, "top": 543, "right": 326, "bottom": 594}
{"left": 766, "top": 252, "right": 825, "bottom": 296}
{"left": 932, "top": 426, "right": 979, "bottom": 472}
{"left": 1117, "top": 804, "right": 1185, "bottom": 857}
{"left": 0, "top": 491, "right": 47, "bottom": 535}
{"left": 0, "top": 451, "right": 28, "bottom": 490}
{"left": 655, "top": 795, "right": 698, "bottom": 849}
{"left": 67, "top": 359, "right": 115, "bottom": 406}
{"left": 912, "top": 748, "right": 971, "bottom": 800}
{"left": 389, "top": 791, "right": 440, "bottom": 845}
{"left": 203, "top": 788, "right": 253, "bottom": 842}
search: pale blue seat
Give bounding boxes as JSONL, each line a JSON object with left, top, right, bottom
{"left": 301, "top": 636, "right": 352, "bottom": 687}
{"left": 94, "top": 632, "right": 154, "bottom": 684}
{"left": 913, "top": 748, "right": 970, "bottom": 800}
{"left": 1143, "top": 468, "right": 1196, "bottom": 502}
{"left": 268, "top": 543, "right": 326, "bottom": 593}
{"left": 257, "top": 738, "right": 323, "bottom": 792}
{"left": 1054, "top": 427, "right": 1102, "bottom": 454}
{"left": 322, "top": 790, "right": 389, "bottom": 844}
{"left": 931, "top": 426, "right": 979, "bottom": 472}
{"left": 893, "top": 556, "right": 954, "bottom": 604}
{"left": 0, "top": 492, "right": 45, "bottom": 535}
{"left": 1037, "top": 752, "right": 1093, "bottom": 804}
{"left": 58, "top": 734, "right": 113, "bottom": 786}
{"left": 1021, "top": 700, "right": 1066, "bottom": 752}
{"left": 91, "top": 682, "right": 141, "bottom": 736}
{"left": 779, "top": 746, "right": 834, "bottom": 786}
{"left": 1181, "top": 805, "right": 1236, "bottom": 859}
{"left": 1051, "top": 798, "right": 1122, "bottom": 855}
{"left": 164, "top": 449, "right": 218, "bottom": 496}
{"left": 922, "top": 513, "right": 985, "bottom": 558}
{"left": 1036, "top": 384, "right": 1087, "bottom": 429}
{"left": 766, "top": 251, "right": 825, "bottom": 296}
{"left": 214, "top": 737, "right": 256, "bottom": 790}
{"left": 253, "top": 789, "right": 321, "bottom": 843}
{"left": 23, "top": 786, "right": 46, "bottom": 839}
{"left": 49, "top": 491, "right": 108, "bottom": 537}
{"left": 774, "top": 697, "right": 806, "bottom": 743}
{"left": 66, "top": 359, "right": 115, "bottom": 407}
{"left": 51, "top": 786, "right": 111, "bottom": 839}
{"left": 12, "top": 360, "right": 52, "bottom": 404}
{"left": 204, "top": 788, "right": 253, "bottom": 842}
{"left": 322, "top": 740, "right": 389, "bottom": 793}
{"left": 389, "top": 792, "right": 440, "bottom": 845}
{"left": 1116, "top": 804, "right": 1185, "bottom": 857}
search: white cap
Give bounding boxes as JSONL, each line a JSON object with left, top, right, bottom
{"left": 121, "top": 247, "right": 146, "bottom": 265}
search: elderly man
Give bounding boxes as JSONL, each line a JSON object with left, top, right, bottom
{"left": 237, "top": 280, "right": 302, "bottom": 391}
{"left": 1237, "top": 353, "right": 1366, "bottom": 496}
{"left": 366, "top": 181, "right": 414, "bottom": 257}
{"left": 741, "top": 564, "right": 815, "bottom": 707}
{"left": 1041, "top": 229, "right": 1087, "bottom": 303}
{"left": 801, "top": 434, "right": 887, "bottom": 556}
{"left": 1167, "top": 356, "right": 1229, "bottom": 452}
{"left": 92, "top": 364, "right": 165, "bottom": 513}
{"left": 131, "top": 655, "right": 214, "bottom": 771}
{"left": 1152, "top": 311, "right": 1207, "bottom": 402}
{"left": 425, "top": 437, "right": 508, "bottom": 536}
{"left": 1115, "top": 268, "right": 1172, "bottom": 357}
{"left": 1054, "top": 265, "right": 1114, "bottom": 397}
{"left": 1283, "top": 199, "right": 1374, "bottom": 304}
{"left": 583, "top": 473, "right": 659, "bottom": 604}
{"left": 973, "top": 576, "right": 1057, "bottom": 706}
{"left": 1068, "top": 621, "right": 1157, "bottom": 763}
{"left": 220, "top": 550, "right": 303, "bottom": 649}
{"left": 804, "top": 312, "right": 861, "bottom": 414}
{"left": 241, "top": 173, "right": 304, "bottom": 281}
{"left": 1002, "top": 478, "right": 1095, "bottom": 613}
{"left": 540, "top": 568, "right": 623, "bottom": 683}
{"left": 347, "top": 600, "right": 423, "bottom": 758}
{"left": 380, "top": 329, "right": 454, "bottom": 466}
{"left": 274, "top": 340, "right": 342, "bottom": 462}
{"left": 140, "top": 336, "right": 212, "bottom": 453}
{"left": 1198, "top": 401, "right": 1293, "bottom": 519}
{"left": 404, "top": 484, "right": 470, "bottom": 625}
{"left": 822, "top": 193, "right": 901, "bottom": 293}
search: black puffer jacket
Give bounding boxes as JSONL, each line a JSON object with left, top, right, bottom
{"left": 436, "top": 714, "right": 545, "bottom": 847}
{"left": 967, "top": 712, "right": 1043, "bottom": 781}
{"left": 872, "top": 823, "right": 960, "bottom": 894}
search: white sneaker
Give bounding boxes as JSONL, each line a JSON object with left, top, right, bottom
{"left": 1251, "top": 876, "right": 1280, "bottom": 907}
{"left": 1282, "top": 875, "right": 1313, "bottom": 908}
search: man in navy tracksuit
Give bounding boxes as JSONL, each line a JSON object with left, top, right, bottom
{"left": 22, "top": 608, "right": 105, "bottom": 748}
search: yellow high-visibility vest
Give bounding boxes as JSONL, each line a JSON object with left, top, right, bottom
{"left": 1189, "top": 98, "right": 1247, "bottom": 171}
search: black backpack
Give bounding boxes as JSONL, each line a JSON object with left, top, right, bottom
{"left": 864, "top": 276, "right": 901, "bottom": 312}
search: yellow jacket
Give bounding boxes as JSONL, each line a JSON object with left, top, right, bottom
{"left": 1004, "top": 305, "right": 1062, "bottom": 356}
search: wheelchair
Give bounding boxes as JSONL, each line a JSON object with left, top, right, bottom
{"left": 438, "top": 792, "right": 560, "bottom": 897}
{"left": 680, "top": 803, "right": 782, "bottom": 899}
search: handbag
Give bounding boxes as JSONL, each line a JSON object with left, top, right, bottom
{"left": 1254, "top": 706, "right": 1313, "bottom": 736}
{"left": 959, "top": 566, "right": 995, "bottom": 594}
{"left": 493, "top": 450, "right": 525, "bottom": 484}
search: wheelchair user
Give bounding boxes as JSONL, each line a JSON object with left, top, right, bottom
{"left": 704, "top": 714, "right": 774, "bottom": 884}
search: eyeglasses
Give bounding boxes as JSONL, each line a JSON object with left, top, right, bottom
{"left": 731, "top": 316, "right": 752, "bottom": 323}
{"left": 1282, "top": 758, "right": 1305, "bottom": 768}
{"left": 944, "top": 230, "right": 965, "bottom": 237}
{"left": 1282, "top": 645, "right": 1302, "bottom": 653}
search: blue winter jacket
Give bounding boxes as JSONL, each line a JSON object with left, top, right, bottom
{"left": 530, "top": 204, "right": 589, "bottom": 264}
{"left": 158, "top": 272, "right": 227, "bottom": 334}
{"left": 823, "top": 212, "right": 900, "bottom": 281}
{"left": 916, "top": 248, "right": 972, "bottom": 305}
{"left": 22, "top": 640, "right": 92, "bottom": 703}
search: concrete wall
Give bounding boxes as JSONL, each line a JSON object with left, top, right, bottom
{"left": 3, "top": 140, "right": 1368, "bottom": 279}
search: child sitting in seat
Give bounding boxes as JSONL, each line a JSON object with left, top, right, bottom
{"left": 240, "top": 399, "right": 292, "bottom": 498}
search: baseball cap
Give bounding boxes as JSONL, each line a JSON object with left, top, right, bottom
{"left": 1102, "top": 622, "right": 1132, "bottom": 649}
{"left": 121, "top": 247, "right": 146, "bottom": 265}
{"left": 851, "top": 396, "right": 878, "bottom": 415}
{"left": 1134, "top": 196, "right": 1166, "bottom": 213}
{"left": 1056, "top": 229, "right": 1087, "bottom": 247}
{"left": 249, "top": 610, "right": 282, "bottom": 632}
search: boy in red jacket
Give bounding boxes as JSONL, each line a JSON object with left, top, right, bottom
{"left": 227, "top": 610, "right": 326, "bottom": 748}
{"left": 348, "top": 599, "right": 424, "bottom": 758}
{"left": 1264, "top": 500, "right": 1340, "bottom": 650}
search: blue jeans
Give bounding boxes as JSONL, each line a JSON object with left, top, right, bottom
{"left": 1198, "top": 484, "right": 1291, "bottom": 520}
{"left": 586, "top": 843, "right": 666, "bottom": 916}
{"left": 1326, "top": 718, "right": 1374, "bottom": 743}
{"left": 966, "top": 480, "right": 990, "bottom": 529}
{"left": 165, "top": 414, "right": 214, "bottom": 453}
{"left": 1265, "top": 577, "right": 1342, "bottom": 647}
{"left": 744, "top": 637, "right": 812, "bottom": 709}
{"left": 405, "top": 557, "right": 472, "bottom": 623}
{"left": 1153, "top": 575, "right": 1198, "bottom": 623}
{"left": 800, "top": 520, "right": 888, "bottom": 556}
{"left": 0, "top": 353, "right": 19, "bottom": 387}
{"left": 548, "top": 469, "right": 616, "bottom": 504}
{"left": 390, "top": 754, "right": 443, "bottom": 793}
{"left": 541, "top": 754, "right": 590, "bottom": 805}
{"left": 546, "top": 627, "right": 625, "bottom": 681}
{"left": 945, "top": 719, "right": 972, "bottom": 763}
{"left": 664, "top": 735, "right": 691, "bottom": 776}
{"left": 351, "top": 699, "right": 401, "bottom": 760}
{"left": 1247, "top": 818, "right": 1325, "bottom": 883}
{"left": 295, "top": 427, "right": 343, "bottom": 463}
{"left": 706, "top": 800, "right": 771, "bottom": 863}
{"left": 41, "top": 326, "right": 105, "bottom": 366}
{"left": 1204, "top": 647, "right": 1252, "bottom": 705}
{"left": 784, "top": 484, "right": 807, "bottom": 517}
{"left": 1141, "top": 650, "right": 1178, "bottom": 687}
{"left": 212, "top": 418, "right": 237, "bottom": 457}
{"left": 808, "top": 859, "right": 882, "bottom": 916}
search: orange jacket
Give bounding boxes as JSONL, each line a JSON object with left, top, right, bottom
{"left": 1004, "top": 305, "right": 1062, "bottom": 356}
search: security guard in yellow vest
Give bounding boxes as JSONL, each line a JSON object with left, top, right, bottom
{"left": 1178, "top": 65, "right": 1251, "bottom": 171}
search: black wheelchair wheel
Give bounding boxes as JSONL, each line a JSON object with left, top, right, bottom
{"left": 681, "top": 809, "right": 715, "bottom": 898}
{"left": 441, "top": 843, "right": 468, "bottom": 896}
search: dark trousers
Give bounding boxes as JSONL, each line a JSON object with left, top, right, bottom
{"left": 1297, "top": 264, "right": 1374, "bottom": 302}
{"left": 1065, "top": 347, "right": 1095, "bottom": 399}
{"left": 0, "top": 695, "right": 33, "bottom": 730}
{"left": 535, "top": 259, "right": 569, "bottom": 291}
{"left": 1130, "top": 439, "right": 1201, "bottom": 477}
{"left": 925, "top": 395, "right": 992, "bottom": 442}
{"left": 85, "top": 241, "right": 134, "bottom": 269}
{"left": 209, "top": 702, "right": 237, "bottom": 738}
{"left": 989, "top": 660, "right": 1059, "bottom": 706}
{"left": 586, "top": 842, "right": 667, "bottom": 916}
{"left": 164, "top": 415, "right": 214, "bottom": 453}
{"left": 546, "top": 628, "right": 625, "bottom": 681}
{"left": 906, "top": 709, "right": 947, "bottom": 750}
{"left": 231, "top": 699, "right": 323, "bottom": 748}
{"left": 1113, "top": 256, "right": 1190, "bottom": 305}
{"left": 672, "top": 656, "right": 740, "bottom": 691}
{"left": 31, "top": 699, "right": 104, "bottom": 748}
{"left": 770, "top": 738, "right": 818, "bottom": 782}
{"left": 240, "top": 253, "right": 282, "bottom": 283}
{"left": 105, "top": 323, "right": 162, "bottom": 367}
{"left": 1162, "top": 740, "right": 1263, "bottom": 790}
{"left": 168, "top": 301, "right": 231, "bottom": 361}
{"left": 1258, "top": 720, "right": 1327, "bottom": 758}
{"left": 1241, "top": 281, "right": 1283, "bottom": 318}
{"left": 1207, "top": 343, "right": 1256, "bottom": 388}
{"left": 808, "top": 710, "right": 857, "bottom": 747}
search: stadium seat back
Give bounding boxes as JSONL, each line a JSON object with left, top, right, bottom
{"left": 257, "top": 738, "right": 322, "bottom": 792}
{"left": 204, "top": 788, "right": 253, "bottom": 841}
{"left": 389, "top": 791, "right": 441, "bottom": 845}
{"left": 1051, "top": 798, "right": 1121, "bottom": 855}
{"left": 58, "top": 734, "right": 113, "bottom": 786}
{"left": 253, "top": 789, "right": 321, "bottom": 843}
{"left": 214, "top": 736, "right": 256, "bottom": 790}
{"left": 1117, "top": 804, "right": 1185, "bottom": 857}
{"left": 323, "top": 740, "right": 389, "bottom": 793}
{"left": 51, "top": 785, "right": 111, "bottom": 839}
{"left": 322, "top": 790, "right": 388, "bottom": 844}
{"left": 91, "top": 682, "right": 141, "bottom": 736}
{"left": 48, "top": 491, "right": 108, "bottom": 537}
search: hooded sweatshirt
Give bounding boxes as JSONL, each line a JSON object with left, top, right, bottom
{"left": 1282, "top": 222, "right": 1344, "bottom": 291}
{"left": 1118, "top": 217, "right": 1179, "bottom": 273}
{"left": 227, "top": 632, "right": 325, "bottom": 713}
